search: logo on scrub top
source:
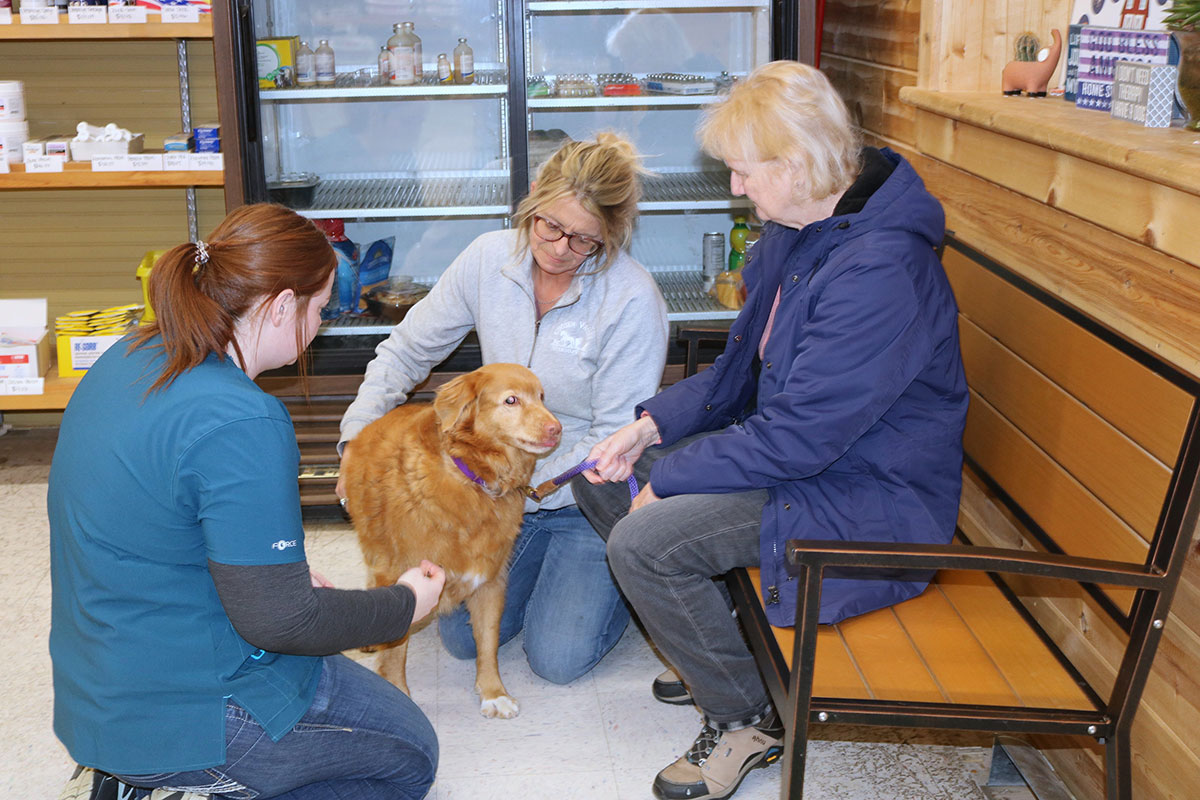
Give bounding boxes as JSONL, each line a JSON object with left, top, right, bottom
{"left": 271, "top": 539, "right": 298, "bottom": 551}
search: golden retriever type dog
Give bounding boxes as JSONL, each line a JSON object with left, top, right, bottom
{"left": 343, "top": 363, "right": 562, "bottom": 718}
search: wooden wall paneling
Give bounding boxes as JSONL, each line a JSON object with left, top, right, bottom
{"left": 820, "top": 0, "right": 920, "bottom": 72}
{"left": 958, "top": 317, "right": 1171, "bottom": 539}
{"left": 822, "top": 53, "right": 918, "bottom": 146}
{"left": 943, "top": 247, "right": 1191, "bottom": 465}
{"left": 917, "top": 0, "right": 1072, "bottom": 91}
{"left": 913, "top": 108, "right": 1200, "bottom": 269}
{"left": 909, "top": 154, "right": 1200, "bottom": 381}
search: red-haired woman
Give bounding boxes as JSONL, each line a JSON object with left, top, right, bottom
{"left": 48, "top": 203, "right": 443, "bottom": 800}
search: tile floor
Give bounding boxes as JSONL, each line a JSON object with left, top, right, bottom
{"left": 1, "top": 426, "right": 1030, "bottom": 800}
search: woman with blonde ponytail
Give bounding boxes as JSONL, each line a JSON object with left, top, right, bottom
{"left": 48, "top": 203, "right": 442, "bottom": 800}
{"left": 337, "top": 133, "right": 669, "bottom": 686}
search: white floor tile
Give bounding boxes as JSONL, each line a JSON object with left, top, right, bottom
{"left": 1, "top": 427, "right": 1021, "bottom": 800}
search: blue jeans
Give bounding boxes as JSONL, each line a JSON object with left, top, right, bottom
{"left": 113, "top": 654, "right": 437, "bottom": 799}
{"left": 437, "top": 505, "right": 630, "bottom": 684}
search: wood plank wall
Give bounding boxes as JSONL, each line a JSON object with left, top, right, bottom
{"left": 0, "top": 41, "right": 225, "bottom": 322}
{"left": 820, "top": 0, "right": 921, "bottom": 152}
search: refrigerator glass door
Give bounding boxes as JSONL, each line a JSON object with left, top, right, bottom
{"left": 525, "top": 1, "right": 772, "bottom": 320}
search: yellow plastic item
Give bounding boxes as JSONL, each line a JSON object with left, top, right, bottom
{"left": 136, "top": 250, "right": 167, "bottom": 323}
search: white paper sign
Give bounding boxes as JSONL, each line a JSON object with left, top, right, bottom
{"left": 0, "top": 8, "right": 13, "bottom": 25}
{"left": 163, "top": 152, "right": 191, "bottom": 171}
{"left": 91, "top": 154, "right": 135, "bottom": 172}
{"left": 67, "top": 6, "right": 107, "bottom": 24}
{"left": 25, "top": 155, "right": 65, "bottom": 173}
{"left": 20, "top": 7, "right": 59, "bottom": 25}
{"left": 189, "top": 153, "right": 224, "bottom": 171}
{"left": 0, "top": 377, "right": 45, "bottom": 396}
{"left": 128, "top": 153, "right": 163, "bottom": 171}
{"left": 108, "top": 6, "right": 148, "bottom": 24}
{"left": 161, "top": 6, "right": 200, "bottom": 24}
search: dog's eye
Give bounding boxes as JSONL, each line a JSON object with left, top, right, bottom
{"left": 505, "top": 396, "right": 519, "bottom": 405}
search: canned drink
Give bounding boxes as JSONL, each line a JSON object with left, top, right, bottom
{"left": 702, "top": 232, "right": 725, "bottom": 280}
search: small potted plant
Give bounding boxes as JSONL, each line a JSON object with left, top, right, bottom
{"left": 1166, "top": 0, "right": 1200, "bottom": 129}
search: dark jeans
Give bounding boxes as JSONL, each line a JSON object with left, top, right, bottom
{"left": 572, "top": 432, "right": 773, "bottom": 730}
{"left": 113, "top": 654, "right": 437, "bottom": 799}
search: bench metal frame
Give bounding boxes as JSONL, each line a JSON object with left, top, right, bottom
{"left": 714, "top": 238, "right": 1200, "bottom": 799}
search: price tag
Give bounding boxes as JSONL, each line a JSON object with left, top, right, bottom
{"left": 67, "top": 6, "right": 107, "bottom": 24}
{"left": 189, "top": 152, "right": 224, "bottom": 171}
{"left": 163, "top": 152, "right": 191, "bottom": 171}
{"left": 25, "top": 155, "right": 65, "bottom": 173}
{"left": 161, "top": 6, "right": 200, "bottom": 24}
{"left": 128, "top": 153, "right": 163, "bottom": 171}
{"left": 91, "top": 154, "right": 135, "bottom": 172}
{"left": 0, "top": 8, "right": 13, "bottom": 25}
{"left": 0, "top": 377, "right": 45, "bottom": 396}
{"left": 20, "top": 7, "right": 59, "bottom": 25}
{"left": 108, "top": 6, "right": 148, "bottom": 24}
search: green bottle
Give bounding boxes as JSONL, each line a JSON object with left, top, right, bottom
{"left": 728, "top": 216, "right": 750, "bottom": 271}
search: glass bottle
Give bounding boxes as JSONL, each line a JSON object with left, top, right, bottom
{"left": 453, "top": 37, "right": 475, "bottom": 85}
{"left": 315, "top": 39, "right": 336, "bottom": 87}
{"left": 436, "top": 53, "right": 452, "bottom": 84}
{"left": 296, "top": 41, "right": 317, "bottom": 87}
{"left": 728, "top": 216, "right": 750, "bottom": 271}
{"left": 387, "top": 22, "right": 416, "bottom": 86}
{"left": 408, "top": 23, "right": 423, "bottom": 81}
{"left": 377, "top": 46, "right": 392, "bottom": 85}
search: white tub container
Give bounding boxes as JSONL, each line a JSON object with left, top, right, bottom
{"left": 0, "top": 81, "right": 25, "bottom": 121}
{"left": 0, "top": 118, "right": 30, "bottom": 163}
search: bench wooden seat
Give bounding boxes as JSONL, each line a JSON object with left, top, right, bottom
{"left": 717, "top": 237, "right": 1200, "bottom": 800}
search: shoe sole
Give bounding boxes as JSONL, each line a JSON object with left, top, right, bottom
{"left": 652, "top": 744, "right": 784, "bottom": 800}
{"left": 652, "top": 681, "right": 694, "bottom": 706}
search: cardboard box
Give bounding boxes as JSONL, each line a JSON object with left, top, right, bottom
{"left": 56, "top": 334, "right": 124, "bottom": 378}
{"left": 69, "top": 133, "right": 145, "bottom": 162}
{"left": 0, "top": 298, "right": 51, "bottom": 378}
{"left": 257, "top": 37, "right": 300, "bottom": 89}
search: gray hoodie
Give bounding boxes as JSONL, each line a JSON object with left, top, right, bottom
{"left": 340, "top": 229, "right": 670, "bottom": 511}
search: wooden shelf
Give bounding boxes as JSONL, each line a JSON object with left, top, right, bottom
{"left": 1, "top": 365, "right": 81, "bottom": 412}
{"left": 900, "top": 88, "right": 1200, "bottom": 198}
{"left": 1, "top": 161, "right": 224, "bottom": 188}
{"left": 0, "top": 11, "right": 212, "bottom": 40}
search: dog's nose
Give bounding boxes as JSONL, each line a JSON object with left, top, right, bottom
{"left": 545, "top": 419, "right": 562, "bottom": 440}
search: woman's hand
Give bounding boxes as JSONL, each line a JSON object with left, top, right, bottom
{"left": 630, "top": 481, "right": 660, "bottom": 513}
{"left": 583, "top": 415, "right": 660, "bottom": 484}
{"left": 397, "top": 560, "right": 446, "bottom": 623}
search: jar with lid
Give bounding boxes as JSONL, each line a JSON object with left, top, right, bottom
{"left": 296, "top": 41, "right": 317, "bottom": 87}
{"left": 387, "top": 22, "right": 417, "bottom": 86}
{"left": 453, "top": 37, "right": 475, "bottom": 85}
{"left": 436, "top": 53, "right": 452, "bottom": 84}
{"left": 314, "top": 40, "right": 336, "bottom": 86}
{"left": 377, "top": 46, "right": 392, "bottom": 84}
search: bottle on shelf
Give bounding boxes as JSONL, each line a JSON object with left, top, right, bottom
{"left": 453, "top": 37, "right": 475, "bottom": 85}
{"left": 387, "top": 22, "right": 417, "bottom": 86}
{"left": 296, "top": 41, "right": 317, "bottom": 87}
{"left": 436, "top": 53, "right": 453, "bottom": 84}
{"left": 315, "top": 40, "right": 336, "bottom": 87}
{"left": 408, "top": 23, "right": 423, "bottom": 82}
{"left": 728, "top": 215, "right": 750, "bottom": 271}
{"left": 377, "top": 46, "right": 392, "bottom": 85}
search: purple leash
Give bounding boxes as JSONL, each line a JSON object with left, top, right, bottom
{"left": 535, "top": 458, "right": 639, "bottom": 502}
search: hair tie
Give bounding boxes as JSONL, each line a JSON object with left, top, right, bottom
{"left": 195, "top": 240, "right": 210, "bottom": 268}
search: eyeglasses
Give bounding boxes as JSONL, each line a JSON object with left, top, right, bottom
{"left": 532, "top": 215, "right": 603, "bottom": 257}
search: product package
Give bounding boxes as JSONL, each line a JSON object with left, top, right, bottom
{"left": 312, "top": 219, "right": 396, "bottom": 319}
{"left": 257, "top": 37, "right": 300, "bottom": 89}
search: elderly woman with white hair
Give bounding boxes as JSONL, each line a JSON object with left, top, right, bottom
{"left": 574, "top": 61, "right": 968, "bottom": 800}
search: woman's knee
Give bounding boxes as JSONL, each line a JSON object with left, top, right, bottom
{"left": 437, "top": 610, "right": 477, "bottom": 660}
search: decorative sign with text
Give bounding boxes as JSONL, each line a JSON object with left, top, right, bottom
{"left": 1110, "top": 60, "right": 1178, "bottom": 128}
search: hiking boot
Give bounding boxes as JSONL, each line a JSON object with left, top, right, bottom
{"left": 652, "top": 667, "right": 694, "bottom": 706}
{"left": 653, "top": 715, "right": 784, "bottom": 799}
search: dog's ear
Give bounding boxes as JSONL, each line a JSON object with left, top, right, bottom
{"left": 433, "top": 372, "right": 478, "bottom": 433}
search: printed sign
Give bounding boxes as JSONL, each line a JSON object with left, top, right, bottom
{"left": 1111, "top": 61, "right": 1177, "bottom": 127}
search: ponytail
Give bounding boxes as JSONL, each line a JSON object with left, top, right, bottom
{"left": 128, "top": 203, "right": 335, "bottom": 392}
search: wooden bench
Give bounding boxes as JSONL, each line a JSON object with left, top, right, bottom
{"left": 715, "top": 237, "right": 1200, "bottom": 800}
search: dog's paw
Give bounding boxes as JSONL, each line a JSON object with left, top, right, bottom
{"left": 480, "top": 694, "right": 520, "bottom": 719}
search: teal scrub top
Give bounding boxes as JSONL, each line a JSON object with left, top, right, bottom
{"left": 48, "top": 337, "right": 321, "bottom": 775}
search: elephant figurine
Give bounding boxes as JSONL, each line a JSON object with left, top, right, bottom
{"left": 1002, "top": 29, "right": 1062, "bottom": 97}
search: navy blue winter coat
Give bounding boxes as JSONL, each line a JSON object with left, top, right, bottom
{"left": 639, "top": 149, "right": 968, "bottom": 628}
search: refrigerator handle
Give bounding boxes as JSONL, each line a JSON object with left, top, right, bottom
{"left": 213, "top": 0, "right": 268, "bottom": 208}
